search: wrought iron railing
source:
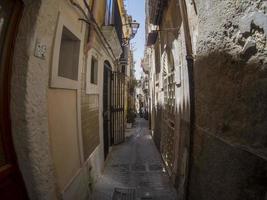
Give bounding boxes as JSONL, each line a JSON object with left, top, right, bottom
{"left": 148, "top": 0, "right": 168, "bottom": 25}
{"left": 113, "top": 0, "right": 123, "bottom": 45}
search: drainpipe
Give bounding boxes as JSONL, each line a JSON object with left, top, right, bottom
{"left": 85, "top": 0, "right": 97, "bottom": 52}
{"left": 177, "top": 0, "right": 195, "bottom": 199}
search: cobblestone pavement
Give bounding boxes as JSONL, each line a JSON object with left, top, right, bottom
{"left": 91, "top": 118, "right": 177, "bottom": 200}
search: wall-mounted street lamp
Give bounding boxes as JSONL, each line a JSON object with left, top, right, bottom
{"left": 146, "top": 27, "right": 180, "bottom": 46}
{"left": 122, "top": 20, "right": 140, "bottom": 46}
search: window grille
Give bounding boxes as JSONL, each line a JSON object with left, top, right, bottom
{"left": 161, "top": 50, "right": 176, "bottom": 172}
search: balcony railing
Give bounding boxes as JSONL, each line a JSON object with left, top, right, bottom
{"left": 148, "top": 0, "right": 168, "bottom": 25}
{"left": 113, "top": 0, "right": 123, "bottom": 45}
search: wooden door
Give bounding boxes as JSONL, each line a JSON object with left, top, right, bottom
{"left": 0, "top": 0, "right": 28, "bottom": 199}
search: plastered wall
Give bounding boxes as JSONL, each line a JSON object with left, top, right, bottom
{"left": 148, "top": 0, "right": 267, "bottom": 199}
{"left": 188, "top": 0, "right": 267, "bottom": 199}
{"left": 11, "top": 0, "right": 59, "bottom": 199}
{"left": 47, "top": 89, "right": 80, "bottom": 191}
{"left": 10, "top": 0, "right": 110, "bottom": 199}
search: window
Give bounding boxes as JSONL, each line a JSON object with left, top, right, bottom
{"left": 50, "top": 13, "right": 82, "bottom": 89}
{"left": 105, "top": 0, "right": 114, "bottom": 25}
{"left": 90, "top": 57, "right": 98, "bottom": 84}
{"left": 85, "top": 50, "right": 102, "bottom": 94}
{"left": 58, "top": 27, "right": 80, "bottom": 81}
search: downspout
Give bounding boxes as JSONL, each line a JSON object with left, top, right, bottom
{"left": 85, "top": 0, "right": 97, "bottom": 52}
{"left": 177, "top": 0, "right": 195, "bottom": 199}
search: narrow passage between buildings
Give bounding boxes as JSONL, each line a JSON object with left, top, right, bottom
{"left": 92, "top": 118, "right": 177, "bottom": 200}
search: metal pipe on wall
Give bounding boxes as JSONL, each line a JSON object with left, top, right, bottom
{"left": 177, "top": 0, "right": 195, "bottom": 199}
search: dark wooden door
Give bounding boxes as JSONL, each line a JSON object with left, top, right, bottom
{"left": 111, "top": 72, "right": 125, "bottom": 145}
{"left": 103, "top": 61, "right": 111, "bottom": 159}
{"left": 0, "top": 0, "right": 28, "bottom": 199}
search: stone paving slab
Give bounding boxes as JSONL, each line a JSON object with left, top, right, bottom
{"left": 91, "top": 118, "right": 177, "bottom": 200}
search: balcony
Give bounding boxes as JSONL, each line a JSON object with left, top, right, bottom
{"left": 148, "top": 0, "right": 168, "bottom": 25}
{"left": 101, "top": 26, "right": 123, "bottom": 59}
{"left": 101, "top": 0, "right": 124, "bottom": 59}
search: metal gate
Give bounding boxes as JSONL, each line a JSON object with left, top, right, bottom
{"left": 161, "top": 51, "right": 176, "bottom": 172}
{"left": 111, "top": 72, "right": 125, "bottom": 145}
{"left": 162, "top": 71, "right": 176, "bottom": 170}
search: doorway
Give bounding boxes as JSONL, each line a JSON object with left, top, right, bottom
{"left": 110, "top": 72, "right": 125, "bottom": 145}
{"left": 103, "top": 61, "right": 111, "bottom": 160}
{"left": 161, "top": 50, "right": 176, "bottom": 174}
{"left": 0, "top": 0, "right": 28, "bottom": 199}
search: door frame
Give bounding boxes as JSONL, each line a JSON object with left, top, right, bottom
{"left": 0, "top": 0, "right": 22, "bottom": 166}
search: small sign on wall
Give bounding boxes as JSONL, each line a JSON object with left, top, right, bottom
{"left": 34, "top": 39, "right": 47, "bottom": 59}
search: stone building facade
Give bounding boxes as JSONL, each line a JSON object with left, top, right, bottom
{"left": 0, "top": 0, "right": 134, "bottom": 199}
{"left": 145, "top": 0, "right": 267, "bottom": 199}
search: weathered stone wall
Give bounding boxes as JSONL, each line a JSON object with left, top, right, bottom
{"left": 194, "top": 0, "right": 267, "bottom": 149}
{"left": 11, "top": 0, "right": 59, "bottom": 199}
{"left": 189, "top": 130, "right": 267, "bottom": 200}
{"left": 188, "top": 0, "right": 267, "bottom": 199}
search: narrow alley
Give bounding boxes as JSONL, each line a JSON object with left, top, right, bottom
{"left": 92, "top": 118, "right": 177, "bottom": 200}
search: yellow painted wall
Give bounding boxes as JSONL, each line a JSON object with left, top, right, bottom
{"left": 47, "top": 89, "right": 81, "bottom": 190}
{"left": 94, "top": 0, "right": 106, "bottom": 25}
